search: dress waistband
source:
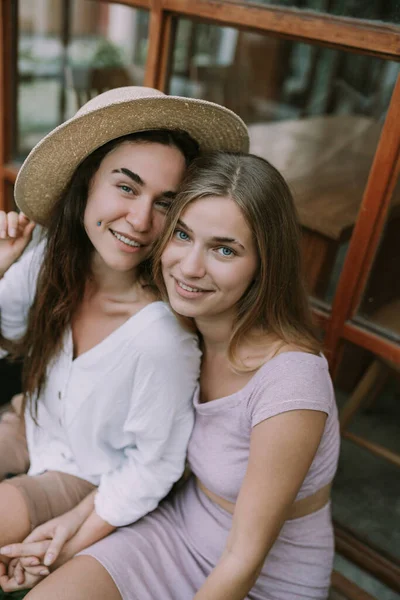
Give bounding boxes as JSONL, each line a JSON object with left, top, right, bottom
{"left": 196, "top": 478, "right": 331, "bottom": 520}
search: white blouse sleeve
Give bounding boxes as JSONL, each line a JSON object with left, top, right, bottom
{"left": 94, "top": 327, "right": 200, "bottom": 527}
{"left": 0, "top": 241, "right": 44, "bottom": 353}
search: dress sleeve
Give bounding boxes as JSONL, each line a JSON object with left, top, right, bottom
{"left": 248, "top": 354, "right": 334, "bottom": 429}
{"left": 0, "top": 241, "right": 44, "bottom": 353}
{"left": 94, "top": 329, "right": 200, "bottom": 527}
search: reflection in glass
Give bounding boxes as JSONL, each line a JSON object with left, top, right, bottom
{"left": 168, "top": 20, "right": 399, "bottom": 304}
{"left": 334, "top": 346, "right": 400, "bottom": 560}
{"left": 239, "top": 0, "right": 400, "bottom": 24}
{"left": 355, "top": 179, "right": 400, "bottom": 342}
{"left": 333, "top": 439, "right": 400, "bottom": 559}
{"left": 16, "top": 0, "right": 149, "bottom": 161}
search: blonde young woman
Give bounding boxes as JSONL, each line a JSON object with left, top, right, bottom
{"left": 0, "top": 89, "right": 248, "bottom": 592}
{"left": 6, "top": 152, "right": 340, "bottom": 599}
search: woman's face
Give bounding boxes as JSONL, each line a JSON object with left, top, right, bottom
{"left": 84, "top": 141, "right": 186, "bottom": 272}
{"left": 162, "top": 195, "right": 259, "bottom": 321}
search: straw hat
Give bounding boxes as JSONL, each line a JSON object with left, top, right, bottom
{"left": 15, "top": 86, "right": 249, "bottom": 225}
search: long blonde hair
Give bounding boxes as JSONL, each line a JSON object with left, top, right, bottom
{"left": 153, "top": 152, "right": 321, "bottom": 366}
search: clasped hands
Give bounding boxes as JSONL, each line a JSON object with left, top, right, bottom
{"left": 0, "top": 509, "right": 82, "bottom": 592}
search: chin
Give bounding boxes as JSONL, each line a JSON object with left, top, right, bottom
{"left": 168, "top": 298, "right": 202, "bottom": 319}
{"left": 104, "top": 258, "right": 141, "bottom": 272}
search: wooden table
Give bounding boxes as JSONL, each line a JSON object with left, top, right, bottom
{"left": 248, "top": 115, "right": 400, "bottom": 298}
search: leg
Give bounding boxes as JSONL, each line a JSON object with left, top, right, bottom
{"left": 25, "top": 556, "right": 122, "bottom": 600}
{"left": 0, "top": 481, "right": 31, "bottom": 546}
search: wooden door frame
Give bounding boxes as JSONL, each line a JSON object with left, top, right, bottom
{"left": 1, "top": 1, "right": 399, "bottom": 593}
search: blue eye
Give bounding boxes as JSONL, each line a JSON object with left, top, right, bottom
{"left": 217, "top": 247, "right": 234, "bottom": 257}
{"left": 175, "top": 229, "right": 190, "bottom": 241}
{"left": 155, "top": 199, "right": 172, "bottom": 212}
{"left": 119, "top": 184, "right": 133, "bottom": 194}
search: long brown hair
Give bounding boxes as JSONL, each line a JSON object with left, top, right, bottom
{"left": 1, "top": 129, "right": 199, "bottom": 417}
{"left": 153, "top": 152, "right": 321, "bottom": 366}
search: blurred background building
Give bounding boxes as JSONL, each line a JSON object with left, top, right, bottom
{"left": 0, "top": 1, "right": 399, "bottom": 599}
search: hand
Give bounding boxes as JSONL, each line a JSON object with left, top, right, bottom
{"left": 0, "top": 507, "right": 85, "bottom": 568}
{"left": 0, "top": 557, "right": 49, "bottom": 592}
{"left": 0, "top": 211, "right": 36, "bottom": 277}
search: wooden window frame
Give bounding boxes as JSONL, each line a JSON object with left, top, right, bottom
{"left": 1, "top": 1, "right": 400, "bottom": 595}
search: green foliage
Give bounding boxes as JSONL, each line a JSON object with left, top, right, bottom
{"left": 0, "top": 591, "right": 29, "bottom": 599}
{"left": 91, "top": 39, "right": 125, "bottom": 68}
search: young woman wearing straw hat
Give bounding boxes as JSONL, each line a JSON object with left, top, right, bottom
{"left": 5, "top": 153, "right": 339, "bottom": 599}
{"left": 0, "top": 87, "right": 248, "bottom": 591}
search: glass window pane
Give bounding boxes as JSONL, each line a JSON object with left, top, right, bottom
{"left": 334, "top": 341, "right": 400, "bottom": 561}
{"left": 237, "top": 0, "right": 400, "bottom": 24}
{"left": 354, "top": 178, "right": 400, "bottom": 343}
{"left": 168, "top": 19, "right": 399, "bottom": 306}
{"left": 15, "top": 0, "right": 149, "bottom": 161}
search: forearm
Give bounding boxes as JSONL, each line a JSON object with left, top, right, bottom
{"left": 194, "top": 550, "right": 261, "bottom": 600}
{"left": 73, "top": 490, "right": 97, "bottom": 522}
{"left": 56, "top": 508, "right": 116, "bottom": 567}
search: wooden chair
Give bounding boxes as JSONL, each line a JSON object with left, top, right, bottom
{"left": 339, "top": 298, "right": 400, "bottom": 469}
{"left": 248, "top": 115, "right": 390, "bottom": 297}
{"left": 67, "top": 65, "right": 133, "bottom": 109}
{"left": 329, "top": 571, "right": 377, "bottom": 599}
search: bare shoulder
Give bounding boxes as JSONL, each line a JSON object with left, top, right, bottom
{"left": 239, "top": 334, "right": 318, "bottom": 371}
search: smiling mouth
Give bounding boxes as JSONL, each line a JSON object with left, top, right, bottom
{"left": 176, "top": 279, "right": 212, "bottom": 293}
{"left": 110, "top": 229, "right": 143, "bottom": 248}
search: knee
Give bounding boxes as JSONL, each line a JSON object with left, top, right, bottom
{"left": 24, "top": 557, "right": 122, "bottom": 600}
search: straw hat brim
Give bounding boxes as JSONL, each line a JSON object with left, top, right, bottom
{"left": 15, "top": 95, "right": 249, "bottom": 225}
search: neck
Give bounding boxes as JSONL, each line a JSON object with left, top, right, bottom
{"left": 196, "top": 313, "right": 286, "bottom": 366}
{"left": 89, "top": 254, "right": 140, "bottom": 297}
{"left": 195, "top": 311, "right": 235, "bottom": 355}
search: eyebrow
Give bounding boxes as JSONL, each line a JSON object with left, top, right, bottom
{"left": 177, "top": 218, "right": 245, "bottom": 250}
{"left": 113, "top": 168, "right": 144, "bottom": 186}
{"left": 113, "top": 168, "right": 178, "bottom": 199}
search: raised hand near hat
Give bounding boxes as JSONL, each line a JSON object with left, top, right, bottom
{"left": 0, "top": 211, "right": 35, "bottom": 278}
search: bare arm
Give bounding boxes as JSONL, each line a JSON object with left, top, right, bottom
{"left": 54, "top": 508, "right": 116, "bottom": 567}
{"left": 194, "top": 409, "right": 327, "bottom": 600}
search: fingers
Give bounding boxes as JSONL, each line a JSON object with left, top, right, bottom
{"left": 11, "top": 557, "right": 49, "bottom": 583}
{"left": 44, "top": 526, "right": 69, "bottom": 566}
{"left": 0, "top": 211, "right": 7, "bottom": 239}
{"left": 0, "top": 211, "right": 18, "bottom": 238}
{"left": 0, "top": 539, "right": 50, "bottom": 558}
{"left": 0, "top": 559, "right": 48, "bottom": 592}
{"left": 19, "top": 562, "right": 49, "bottom": 578}
{"left": 13, "top": 560, "right": 25, "bottom": 585}
{"left": 8, "top": 557, "right": 18, "bottom": 576}
{"left": 20, "top": 556, "right": 40, "bottom": 568}
{"left": 23, "top": 219, "right": 36, "bottom": 238}
{"left": 0, "top": 210, "right": 35, "bottom": 240}
{"left": 24, "top": 521, "right": 54, "bottom": 543}
{"left": 23, "top": 521, "right": 69, "bottom": 566}
{"left": 0, "top": 411, "right": 20, "bottom": 424}
{"left": 0, "top": 574, "right": 32, "bottom": 592}
{"left": 18, "top": 211, "right": 30, "bottom": 227}
{"left": 0, "top": 573, "right": 9, "bottom": 591}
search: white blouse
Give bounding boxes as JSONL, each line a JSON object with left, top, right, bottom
{"left": 0, "top": 243, "right": 201, "bottom": 526}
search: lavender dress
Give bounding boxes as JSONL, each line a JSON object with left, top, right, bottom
{"left": 81, "top": 352, "right": 340, "bottom": 600}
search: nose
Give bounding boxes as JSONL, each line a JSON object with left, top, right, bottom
{"left": 125, "top": 199, "right": 152, "bottom": 233}
{"left": 180, "top": 246, "right": 206, "bottom": 279}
